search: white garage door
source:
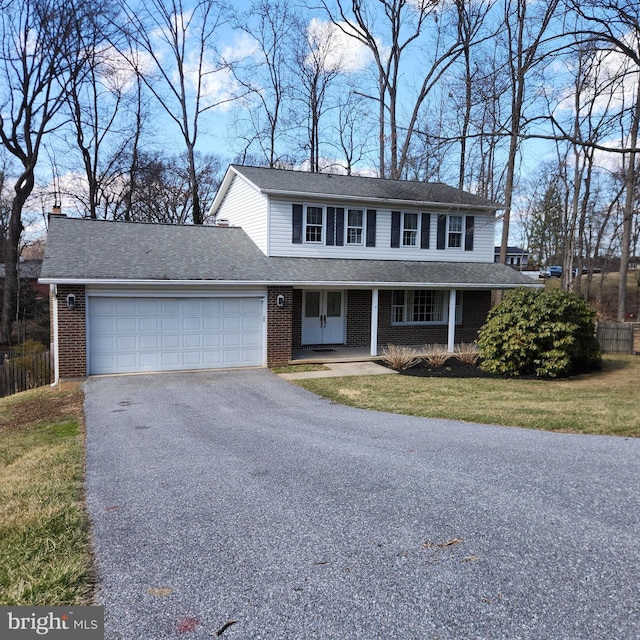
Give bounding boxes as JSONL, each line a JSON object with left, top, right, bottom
{"left": 88, "top": 296, "right": 264, "bottom": 374}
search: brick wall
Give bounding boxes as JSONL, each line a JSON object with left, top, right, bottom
{"left": 346, "top": 290, "right": 371, "bottom": 347}
{"left": 55, "top": 285, "right": 87, "bottom": 379}
{"left": 266, "top": 287, "right": 293, "bottom": 367}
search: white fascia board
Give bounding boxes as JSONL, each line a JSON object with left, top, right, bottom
{"left": 39, "top": 277, "right": 540, "bottom": 290}
{"left": 259, "top": 188, "right": 501, "bottom": 212}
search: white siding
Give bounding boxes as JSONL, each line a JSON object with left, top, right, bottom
{"left": 268, "top": 196, "right": 496, "bottom": 263}
{"left": 216, "top": 174, "right": 269, "bottom": 254}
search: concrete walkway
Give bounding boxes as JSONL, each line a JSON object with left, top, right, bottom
{"left": 277, "top": 361, "right": 397, "bottom": 380}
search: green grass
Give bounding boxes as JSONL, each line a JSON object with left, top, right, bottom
{"left": 0, "top": 387, "right": 93, "bottom": 605}
{"left": 295, "top": 355, "right": 640, "bottom": 437}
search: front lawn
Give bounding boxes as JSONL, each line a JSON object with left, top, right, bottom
{"left": 295, "top": 354, "right": 640, "bottom": 437}
{"left": 0, "top": 387, "right": 93, "bottom": 605}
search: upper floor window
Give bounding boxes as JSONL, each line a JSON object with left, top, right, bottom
{"left": 448, "top": 215, "right": 463, "bottom": 248}
{"left": 402, "top": 213, "right": 419, "bottom": 246}
{"left": 347, "top": 209, "right": 364, "bottom": 245}
{"left": 305, "top": 206, "right": 323, "bottom": 243}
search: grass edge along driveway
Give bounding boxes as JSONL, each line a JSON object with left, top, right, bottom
{"left": 295, "top": 354, "right": 640, "bottom": 438}
{"left": 0, "top": 387, "right": 93, "bottom": 605}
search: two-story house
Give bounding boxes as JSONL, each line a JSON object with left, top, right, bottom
{"left": 40, "top": 165, "right": 536, "bottom": 382}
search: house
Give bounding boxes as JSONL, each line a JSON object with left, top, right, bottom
{"left": 0, "top": 259, "right": 48, "bottom": 299}
{"left": 40, "top": 165, "right": 537, "bottom": 382}
{"left": 494, "top": 246, "right": 530, "bottom": 270}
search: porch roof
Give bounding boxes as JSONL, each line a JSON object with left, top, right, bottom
{"left": 41, "top": 216, "right": 537, "bottom": 290}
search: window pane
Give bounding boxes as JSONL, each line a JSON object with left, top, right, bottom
{"left": 326, "top": 291, "right": 342, "bottom": 317}
{"left": 448, "top": 215, "right": 462, "bottom": 248}
{"left": 305, "top": 206, "right": 323, "bottom": 243}
{"left": 348, "top": 210, "right": 363, "bottom": 226}
{"left": 304, "top": 292, "right": 320, "bottom": 317}
{"left": 403, "top": 213, "right": 418, "bottom": 246}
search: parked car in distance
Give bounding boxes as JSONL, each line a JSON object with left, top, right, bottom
{"left": 539, "top": 265, "right": 562, "bottom": 278}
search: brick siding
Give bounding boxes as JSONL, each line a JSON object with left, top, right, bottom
{"left": 266, "top": 287, "right": 293, "bottom": 367}
{"left": 55, "top": 285, "right": 87, "bottom": 379}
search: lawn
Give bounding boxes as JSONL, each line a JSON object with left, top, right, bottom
{"left": 0, "top": 386, "right": 93, "bottom": 605}
{"left": 295, "top": 354, "right": 640, "bottom": 437}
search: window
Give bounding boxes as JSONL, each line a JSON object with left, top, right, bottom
{"left": 392, "top": 290, "right": 445, "bottom": 324}
{"left": 448, "top": 215, "right": 463, "bottom": 248}
{"left": 402, "top": 213, "right": 419, "bottom": 246}
{"left": 305, "top": 206, "right": 323, "bottom": 243}
{"left": 392, "top": 290, "right": 462, "bottom": 325}
{"left": 347, "top": 209, "right": 364, "bottom": 245}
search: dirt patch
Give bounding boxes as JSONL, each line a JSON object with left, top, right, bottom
{"left": 0, "top": 388, "right": 84, "bottom": 432}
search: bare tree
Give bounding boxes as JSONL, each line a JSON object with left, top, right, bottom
{"left": 118, "top": 0, "right": 234, "bottom": 224}
{"left": 563, "top": 0, "right": 640, "bottom": 320}
{"left": 0, "top": 0, "right": 98, "bottom": 344}
{"left": 229, "top": 0, "right": 301, "bottom": 168}
{"left": 319, "top": 0, "right": 469, "bottom": 179}
{"left": 498, "top": 0, "right": 561, "bottom": 267}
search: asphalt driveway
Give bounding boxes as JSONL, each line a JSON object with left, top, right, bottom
{"left": 84, "top": 369, "right": 640, "bottom": 640}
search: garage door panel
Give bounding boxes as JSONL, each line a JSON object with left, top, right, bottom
{"left": 89, "top": 295, "right": 264, "bottom": 374}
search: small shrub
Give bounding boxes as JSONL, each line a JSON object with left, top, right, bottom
{"left": 454, "top": 343, "right": 479, "bottom": 365}
{"left": 422, "top": 344, "right": 449, "bottom": 367}
{"left": 381, "top": 344, "right": 420, "bottom": 370}
{"left": 477, "top": 288, "right": 601, "bottom": 378}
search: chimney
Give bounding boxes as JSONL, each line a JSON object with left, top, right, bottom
{"left": 48, "top": 204, "right": 65, "bottom": 223}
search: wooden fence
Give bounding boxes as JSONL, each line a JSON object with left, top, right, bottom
{"left": 0, "top": 351, "right": 52, "bottom": 399}
{"left": 596, "top": 322, "right": 640, "bottom": 354}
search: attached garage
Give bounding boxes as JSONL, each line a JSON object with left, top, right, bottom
{"left": 87, "top": 294, "right": 265, "bottom": 374}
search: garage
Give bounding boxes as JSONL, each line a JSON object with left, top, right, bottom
{"left": 88, "top": 295, "right": 265, "bottom": 374}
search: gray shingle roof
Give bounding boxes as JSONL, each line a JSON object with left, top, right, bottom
{"left": 230, "top": 165, "right": 502, "bottom": 210}
{"left": 40, "top": 217, "right": 535, "bottom": 289}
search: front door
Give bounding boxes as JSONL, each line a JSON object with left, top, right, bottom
{"left": 301, "top": 290, "right": 345, "bottom": 345}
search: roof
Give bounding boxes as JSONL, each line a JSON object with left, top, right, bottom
{"left": 40, "top": 217, "right": 537, "bottom": 290}
{"left": 494, "top": 246, "right": 529, "bottom": 254}
{"left": 210, "top": 165, "right": 502, "bottom": 215}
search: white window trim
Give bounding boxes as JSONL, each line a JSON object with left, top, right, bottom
{"left": 447, "top": 215, "right": 463, "bottom": 249}
{"left": 304, "top": 204, "right": 324, "bottom": 244}
{"left": 391, "top": 289, "right": 462, "bottom": 326}
{"left": 346, "top": 208, "right": 364, "bottom": 246}
{"left": 401, "top": 212, "right": 419, "bottom": 247}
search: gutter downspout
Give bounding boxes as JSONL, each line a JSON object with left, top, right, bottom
{"left": 50, "top": 284, "right": 59, "bottom": 386}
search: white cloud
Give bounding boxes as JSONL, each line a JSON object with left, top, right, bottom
{"left": 306, "top": 18, "right": 373, "bottom": 74}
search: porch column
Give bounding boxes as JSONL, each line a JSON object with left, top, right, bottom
{"left": 447, "top": 289, "right": 456, "bottom": 352}
{"left": 370, "top": 288, "right": 379, "bottom": 357}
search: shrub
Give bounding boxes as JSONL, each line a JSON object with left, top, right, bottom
{"left": 477, "top": 288, "right": 601, "bottom": 378}
{"left": 381, "top": 344, "right": 420, "bottom": 370}
{"left": 454, "top": 343, "right": 479, "bottom": 365}
{"left": 422, "top": 344, "right": 449, "bottom": 367}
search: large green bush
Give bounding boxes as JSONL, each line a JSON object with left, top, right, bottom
{"left": 477, "top": 288, "right": 601, "bottom": 378}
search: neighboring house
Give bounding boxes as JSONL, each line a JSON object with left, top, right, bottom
{"left": 40, "top": 165, "right": 536, "bottom": 382}
{"left": 494, "top": 246, "right": 530, "bottom": 269}
{"left": 0, "top": 259, "right": 48, "bottom": 299}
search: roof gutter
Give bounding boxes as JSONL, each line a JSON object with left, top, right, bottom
{"left": 39, "top": 277, "right": 539, "bottom": 290}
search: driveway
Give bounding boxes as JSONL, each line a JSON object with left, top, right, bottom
{"left": 84, "top": 369, "right": 640, "bottom": 640}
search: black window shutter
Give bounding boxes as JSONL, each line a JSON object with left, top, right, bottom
{"left": 391, "top": 211, "right": 401, "bottom": 248}
{"left": 420, "top": 213, "right": 430, "bottom": 249}
{"left": 436, "top": 214, "right": 446, "bottom": 250}
{"left": 326, "top": 207, "right": 336, "bottom": 246}
{"left": 366, "top": 209, "right": 377, "bottom": 247}
{"left": 335, "top": 207, "right": 345, "bottom": 246}
{"left": 465, "top": 216, "right": 475, "bottom": 251}
{"left": 292, "top": 204, "right": 303, "bottom": 244}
